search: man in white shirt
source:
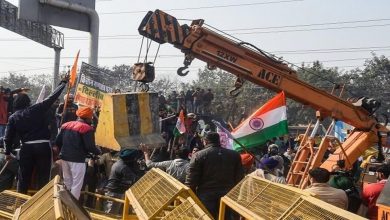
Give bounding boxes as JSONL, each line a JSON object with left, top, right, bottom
{"left": 304, "top": 167, "right": 348, "bottom": 210}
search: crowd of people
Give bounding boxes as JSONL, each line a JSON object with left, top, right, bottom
{"left": 158, "top": 87, "right": 214, "bottom": 115}
{"left": 0, "top": 78, "right": 388, "bottom": 220}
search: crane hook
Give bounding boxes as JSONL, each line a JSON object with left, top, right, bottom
{"left": 177, "top": 66, "right": 189, "bottom": 76}
{"left": 229, "top": 88, "right": 241, "bottom": 97}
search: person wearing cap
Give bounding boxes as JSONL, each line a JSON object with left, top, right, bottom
{"left": 3, "top": 78, "right": 68, "bottom": 194}
{"left": 104, "top": 148, "right": 144, "bottom": 214}
{"left": 55, "top": 106, "right": 101, "bottom": 199}
{"left": 56, "top": 93, "right": 78, "bottom": 127}
{"left": 185, "top": 132, "right": 244, "bottom": 219}
{"left": 251, "top": 157, "right": 286, "bottom": 184}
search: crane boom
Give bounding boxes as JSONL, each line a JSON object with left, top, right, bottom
{"left": 138, "top": 10, "right": 377, "bottom": 131}
{"left": 137, "top": 10, "right": 389, "bottom": 183}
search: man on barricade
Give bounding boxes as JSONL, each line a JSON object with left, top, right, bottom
{"left": 4, "top": 78, "right": 68, "bottom": 194}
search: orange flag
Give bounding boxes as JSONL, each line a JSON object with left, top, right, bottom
{"left": 69, "top": 50, "right": 80, "bottom": 87}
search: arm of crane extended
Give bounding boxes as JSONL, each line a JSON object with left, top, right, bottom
{"left": 138, "top": 10, "right": 389, "bottom": 174}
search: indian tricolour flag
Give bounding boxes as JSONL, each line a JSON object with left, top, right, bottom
{"left": 173, "top": 110, "right": 186, "bottom": 137}
{"left": 231, "top": 91, "right": 288, "bottom": 151}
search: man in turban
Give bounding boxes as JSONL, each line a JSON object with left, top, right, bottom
{"left": 104, "top": 148, "right": 144, "bottom": 214}
{"left": 4, "top": 78, "right": 68, "bottom": 194}
{"left": 56, "top": 106, "right": 101, "bottom": 199}
{"left": 251, "top": 157, "right": 286, "bottom": 184}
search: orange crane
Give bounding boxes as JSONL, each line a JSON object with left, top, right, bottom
{"left": 137, "top": 9, "right": 389, "bottom": 188}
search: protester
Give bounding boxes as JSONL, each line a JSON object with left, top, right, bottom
{"left": 185, "top": 89, "right": 193, "bottom": 113}
{"left": 0, "top": 87, "right": 9, "bottom": 137}
{"left": 55, "top": 106, "right": 101, "bottom": 199}
{"left": 104, "top": 149, "right": 144, "bottom": 214}
{"left": 240, "top": 152, "right": 255, "bottom": 174}
{"left": 304, "top": 167, "right": 348, "bottom": 209}
{"left": 362, "top": 163, "right": 390, "bottom": 220}
{"left": 260, "top": 144, "right": 284, "bottom": 176}
{"left": 56, "top": 94, "right": 78, "bottom": 127}
{"left": 4, "top": 79, "right": 67, "bottom": 194}
{"left": 142, "top": 145, "right": 190, "bottom": 183}
{"left": 251, "top": 157, "right": 286, "bottom": 183}
{"left": 202, "top": 89, "right": 214, "bottom": 114}
{"left": 98, "top": 150, "right": 118, "bottom": 187}
{"left": 185, "top": 132, "right": 244, "bottom": 218}
{"left": 192, "top": 88, "right": 202, "bottom": 114}
{"left": 329, "top": 170, "right": 361, "bottom": 212}
{"left": 0, "top": 141, "right": 18, "bottom": 192}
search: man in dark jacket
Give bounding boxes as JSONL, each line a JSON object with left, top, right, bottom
{"left": 56, "top": 94, "right": 78, "bottom": 127}
{"left": 56, "top": 106, "right": 101, "bottom": 199}
{"left": 4, "top": 79, "right": 67, "bottom": 194}
{"left": 104, "top": 148, "right": 144, "bottom": 214}
{"left": 185, "top": 132, "right": 244, "bottom": 218}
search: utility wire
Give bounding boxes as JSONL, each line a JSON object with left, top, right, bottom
{"left": 99, "top": 0, "right": 304, "bottom": 15}
{"left": 0, "top": 48, "right": 388, "bottom": 60}
{"left": 1, "top": 17, "right": 389, "bottom": 42}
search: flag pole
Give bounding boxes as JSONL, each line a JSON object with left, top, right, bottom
{"left": 60, "top": 72, "right": 71, "bottom": 126}
{"left": 211, "top": 120, "right": 267, "bottom": 169}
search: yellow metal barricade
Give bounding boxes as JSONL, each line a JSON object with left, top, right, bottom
{"left": 0, "top": 190, "right": 30, "bottom": 219}
{"left": 13, "top": 175, "right": 92, "bottom": 220}
{"left": 123, "top": 168, "right": 212, "bottom": 220}
{"left": 219, "top": 173, "right": 366, "bottom": 220}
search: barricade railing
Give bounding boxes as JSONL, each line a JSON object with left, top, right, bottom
{"left": 123, "top": 168, "right": 212, "bottom": 220}
{"left": 13, "top": 175, "right": 92, "bottom": 220}
{"left": 0, "top": 190, "right": 30, "bottom": 219}
{"left": 219, "top": 173, "right": 367, "bottom": 220}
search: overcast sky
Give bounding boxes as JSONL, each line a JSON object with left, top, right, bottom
{"left": 1, "top": 0, "right": 390, "bottom": 82}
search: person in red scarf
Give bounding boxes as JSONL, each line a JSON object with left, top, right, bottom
{"left": 56, "top": 106, "right": 101, "bottom": 199}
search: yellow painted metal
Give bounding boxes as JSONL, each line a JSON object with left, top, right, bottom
{"left": 95, "top": 93, "right": 121, "bottom": 151}
{"left": 123, "top": 168, "right": 213, "bottom": 220}
{"left": 0, "top": 190, "right": 30, "bottom": 219}
{"left": 95, "top": 93, "right": 165, "bottom": 151}
{"left": 220, "top": 173, "right": 367, "bottom": 220}
{"left": 13, "top": 175, "right": 92, "bottom": 220}
{"left": 138, "top": 93, "right": 152, "bottom": 134}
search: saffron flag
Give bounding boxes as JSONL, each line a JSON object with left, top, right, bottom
{"left": 231, "top": 91, "right": 288, "bottom": 150}
{"left": 173, "top": 110, "right": 186, "bottom": 137}
{"left": 69, "top": 50, "right": 80, "bottom": 87}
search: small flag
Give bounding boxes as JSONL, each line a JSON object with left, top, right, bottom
{"left": 212, "top": 120, "right": 234, "bottom": 150}
{"left": 35, "top": 85, "right": 46, "bottom": 103}
{"left": 231, "top": 91, "right": 288, "bottom": 151}
{"left": 69, "top": 50, "right": 80, "bottom": 87}
{"left": 173, "top": 110, "right": 186, "bottom": 137}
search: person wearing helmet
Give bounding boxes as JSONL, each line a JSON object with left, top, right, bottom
{"left": 56, "top": 93, "right": 78, "bottom": 127}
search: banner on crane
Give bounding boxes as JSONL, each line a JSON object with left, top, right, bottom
{"left": 74, "top": 62, "right": 115, "bottom": 108}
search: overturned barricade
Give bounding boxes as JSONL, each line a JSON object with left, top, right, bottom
{"left": 12, "top": 176, "right": 91, "bottom": 220}
{"left": 0, "top": 190, "right": 30, "bottom": 219}
{"left": 219, "top": 173, "right": 366, "bottom": 220}
{"left": 123, "top": 168, "right": 213, "bottom": 220}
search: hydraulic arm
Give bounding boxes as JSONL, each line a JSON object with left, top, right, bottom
{"left": 138, "top": 10, "right": 389, "bottom": 184}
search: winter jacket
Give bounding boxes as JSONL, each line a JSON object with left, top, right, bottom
{"left": 4, "top": 82, "right": 66, "bottom": 155}
{"left": 146, "top": 158, "right": 189, "bottom": 183}
{"left": 56, "top": 119, "right": 101, "bottom": 163}
{"left": 185, "top": 144, "right": 244, "bottom": 194}
{"left": 105, "top": 159, "right": 142, "bottom": 193}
